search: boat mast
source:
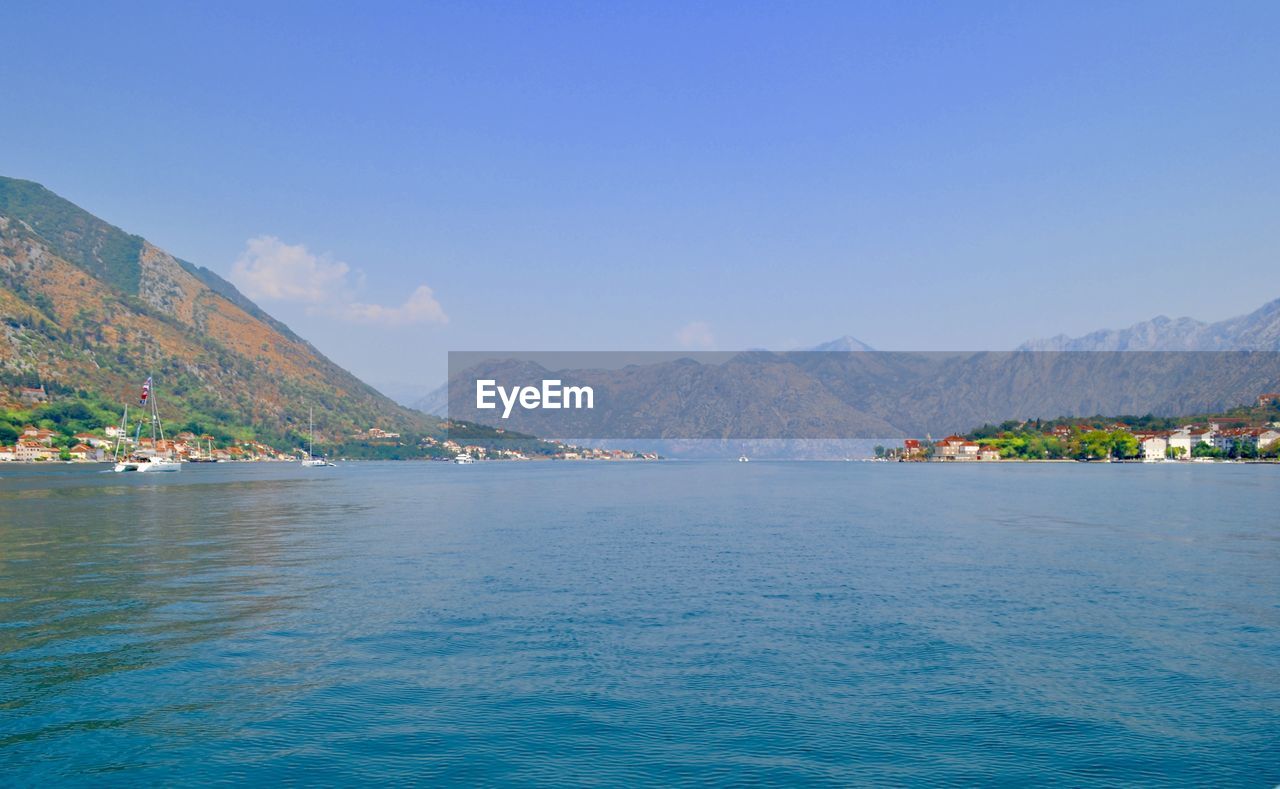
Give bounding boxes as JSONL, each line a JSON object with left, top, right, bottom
{"left": 308, "top": 406, "right": 314, "bottom": 461}
{"left": 113, "top": 404, "right": 128, "bottom": 462}
{"left": 151, "top": 378, "right": 166, "bottom": 444}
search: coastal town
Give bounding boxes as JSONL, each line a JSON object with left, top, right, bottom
{"left": 0, "top": 423, "right": 295, "bottom": 463}
{"left": 0, "top": 419, "right": 656, "bottom": 464}
{"left": 882, "top": 392, "right": 1280, "bottom": 462}
{"left": 3, "top": 381, "right": 1276, "bottom": 465}
{"left": 0, "top": 384, "right": 655, "bottom": 464}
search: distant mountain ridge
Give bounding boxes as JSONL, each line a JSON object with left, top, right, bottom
{"left": 1019, "top": 298, "right": 1280, "bottom": 351}
{"left": 0, "top": 176, "right": 431, "bottom": 442}
{"left": 411, "top": 302, "right": 1280, "bottom": 420}
{"left": 806, "top": 336, "right": 876, "bottom": 352}
{"left": 443, "top": 350, "right": 1280, "bottom": 441}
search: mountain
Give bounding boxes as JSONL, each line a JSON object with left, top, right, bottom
{"left": 409, "top": 338, "right": 883, "bottom": 415}
{"left": 442, "top": 350, "right": 1280, "bottom": 442}
{"left": 0, "top": 176, "right": 433, "bottom": 444}
{"left": 806, "top": 336, "right": 876, "bottom": 352}
{"left": 1019, "top": 298, "right": 1280, "bottom": 351}
{"left": 412, "top": 384, "right": 449, "bottom": 417}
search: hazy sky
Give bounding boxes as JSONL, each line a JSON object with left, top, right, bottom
{"left": 3, "top": 2, "right": 1278, "bottom": 398}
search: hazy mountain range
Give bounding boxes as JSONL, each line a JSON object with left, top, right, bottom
{"left": 1018, "top": 298, "right": 1280, "bottom": 351}
{"left": 442, "top": 351, "right": 1280, "bottom": 441}
{"left": 808, "top": 297, "right": 1280, "bottom": 355}
{"left": 413, "top": 299, "right": 1280, "bottom": 420}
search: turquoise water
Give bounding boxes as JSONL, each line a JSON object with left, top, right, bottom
{"left": 1, "top": 461, "right": 1277, "bottom": 784}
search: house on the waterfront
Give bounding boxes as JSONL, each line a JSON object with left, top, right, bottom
{"left": 1215, "top": 427, "right": 1280, "bottom": 453}
{"left": 935, "top": 435, "right": 979, "bottom": 460}
{"left": 0, "top": 445, "right": 15, "bottom": 461}
{"left": 902, "top": 439, "right": 925, "bottom": 459}
{"left": 15, "top": 440, "right": 54, "bottom": 461}
{"left": 1188, "top": 428, "right": 1215, "bottom": 452}
{"left": 1212, "top": 430, "right": 1239, "bottom": 453}
{"left": 978, "top": 445, "right": 1001, "bottom": 461}
{"left": 1136, "top": 433, "right": 1168, "bottom": 460}
{"left": 1167, "top": 429, "right": 1194, "bottom": 457}
{"left": 67, "top": 443, "right": 97, "bottom": 461}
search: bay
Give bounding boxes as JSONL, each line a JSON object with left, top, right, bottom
{"left": 1, "top": 462, "right": 1277, "bottom": 784}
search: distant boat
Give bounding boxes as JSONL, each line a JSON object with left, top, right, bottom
{"left": 113, "top": 377, "right": 180, "bottom": 473}
{"left": 454, "top": 453, "right": 475, "bottom": 464}
{"left": 738, "top": 455, "right": 750, "bottom": 463}
{"left": 188, "top": 436, "right": 219, "bottom": 462}
{"left": 301, "top": 407, "right": 335, "bottom": 467}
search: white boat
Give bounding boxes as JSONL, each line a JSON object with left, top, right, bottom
{"left": 113, "top": 377, "right": 180, "bottom": 473}
{"left": 454, "top": 454, "right": 475, "bottom": 464}
{"left": 738, "top": 455, "right": 750, "bottom": 462}
{"left": 117, "top": 456, "right": 181, "bottom": 473}
{"left": 300, "top": 407, "right": 335, "bottom": 467}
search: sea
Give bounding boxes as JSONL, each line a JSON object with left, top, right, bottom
{"left": 1, "top": 461, "right": 1276, "bottom": 785}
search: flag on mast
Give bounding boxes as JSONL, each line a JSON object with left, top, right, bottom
{"left": 139, "top": 376, "right": 152, "bottom": 406}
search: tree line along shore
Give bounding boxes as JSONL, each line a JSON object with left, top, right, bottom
{"left": 876, "top": 395, "right": 1280, "bottom": 462}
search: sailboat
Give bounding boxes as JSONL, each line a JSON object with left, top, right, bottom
{"left": 188, "top": 435, "right": 219, "bottom": 462}
{"left": 301, "top": 407, "right": 334, "bottom": 467}
{"left": 113, "top": 376, "right": 180, "bottom": 472}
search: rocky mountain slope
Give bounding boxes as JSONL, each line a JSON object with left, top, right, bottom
{"left": 0, "top": 176, "right": 434, "bottom": 443}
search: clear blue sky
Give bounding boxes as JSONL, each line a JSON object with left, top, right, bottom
{"left": 2, "top": 2, "right": 1278, "bottom": 398}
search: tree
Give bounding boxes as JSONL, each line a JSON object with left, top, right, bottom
{"left": 1080, "top": 430, "right": 1113, "bottom": 459}
{"left": 1166, "top": 445, "right": 1187, "bottom": 459}
{"left": 1192, "top": 441, "right": 1220, "bottom": 458}
{"left": 1110, "top": 431, "right": 1140, "bottom": 459}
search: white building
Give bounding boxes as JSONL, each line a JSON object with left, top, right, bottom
{"left": 1213, "top": 427, "right": 1280, "bottom": 454}
{"left": 15, "top": 441, "right": 54, "bottom": 461}
{"left": 1137, "top": 434, "right": 1168, "bottom": 460}
{"left": 1166, "top": 430, "right": 1193, "bottom": 458}
{"left": 1188, "top": 429, "right": 1215, "bottom": 453}
{"left": 935, "top": 435, "right": 980, "bottom": 460}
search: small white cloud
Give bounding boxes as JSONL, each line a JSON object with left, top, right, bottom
{"left": 675, "top": 320, "right": 715, "bottom": 350}
{"left": 230, "top": 235, "right": 448, "bottom": 326}
{"left": 334, "top": 285, "right": 448, "bottom": 326}
{"left": 231, "top": 236, "right": 350, "bottom": 304}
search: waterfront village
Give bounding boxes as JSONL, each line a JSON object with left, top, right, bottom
{"left": 3, "top": 382, "right": 1276, "bottom": 465}
{"left": 0, "top": 422, "right": 652, "bottom": 464}
{"left": 0, "top": 385, "right": 654, "bottom": 463}
{"left": 880, "top": 392, "right": 1280, "bottom": 462}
